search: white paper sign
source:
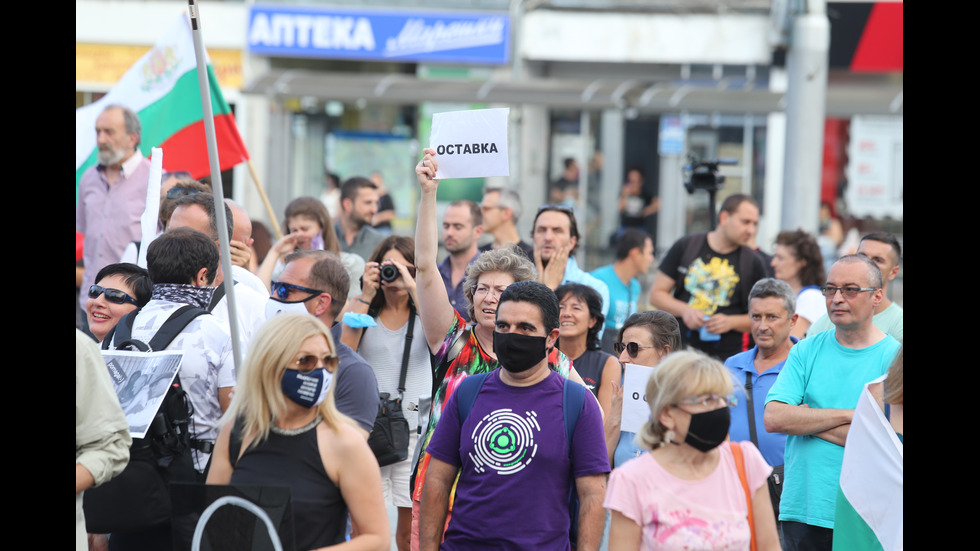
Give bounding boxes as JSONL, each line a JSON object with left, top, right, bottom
{"left": 430, "top": 108, "right": 510, "bottom": 179}
{"left": 621, "top": 362, "right": 657, "bottom": 434}
{"left": 102, "top": 349, "right": 184, "bottom": 438}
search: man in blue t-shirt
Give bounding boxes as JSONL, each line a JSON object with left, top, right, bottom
{"left": 726, "top": 278, "right": 799, "bottom": 466}
{"left": 590, "top": 228, "right": 654, "bottom": 354}
{"left": 764, "top": 255, "right": 901, "bottom": 551}
{"left": 420, "top": 281, "right": 609, "bottom": 551}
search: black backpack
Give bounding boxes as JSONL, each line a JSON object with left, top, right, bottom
{"left": 84, "top": 305, "right": 210, "bottom": 534}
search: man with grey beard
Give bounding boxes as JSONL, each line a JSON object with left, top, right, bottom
{"left": 77, "top": 104, "right": 151, "bottom": 315}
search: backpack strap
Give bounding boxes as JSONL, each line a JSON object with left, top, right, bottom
{"left": 106, "top": 305, "right": 209, "bottom": 352}
{"left": 678, "top": 232, "right": 709, "bottom": 278}
{"left": 562, "top": 378, "right": 587, "bottom": 453}
{"left": 229, "top": 415, "right": 247, "bottom": 468}
{"left": 208, "top": 283, "right": 227, "bottom": 312}
{"left": 455, "top": 372, "right": 490, "bottom": 424}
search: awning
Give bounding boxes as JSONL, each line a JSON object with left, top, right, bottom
{"left": 242, "top": 69, "right": 903, "bottom": 116}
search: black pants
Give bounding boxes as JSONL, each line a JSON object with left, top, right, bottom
{"left": 780, "top": 521, "right": 833, "bottom": 551}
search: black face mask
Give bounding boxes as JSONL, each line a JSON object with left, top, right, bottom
{"left": 682, "top": 407, "right": 731, "bottom": 452}
{"left": 493, "top": 332, "right": 549, "bottom": 374}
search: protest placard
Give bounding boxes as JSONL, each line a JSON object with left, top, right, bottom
{"left": 101, "top": 350, "right": 184, "bottom": 438}
{"left": 430, "top": 107, "right": 509, "bottom": 179}
{"left": 621, "top": 362, "right": 657, "bottom": 434}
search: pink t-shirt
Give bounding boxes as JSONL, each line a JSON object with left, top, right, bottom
{"left": 604, "top": 441, "right": 771, "bottom": 550}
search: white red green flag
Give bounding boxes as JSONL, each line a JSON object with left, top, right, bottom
{"left": 834, "top": 374, "right": 903, "bottom": 550}
{"left": 75, "top": 14, "right": 248, "bottom": 188}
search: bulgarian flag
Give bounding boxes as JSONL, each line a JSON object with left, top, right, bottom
{"left": 75, "top": 14, "right": 248, "bottom": 188}
{"left": 833, "top": 374, "right": 903, "bottom": 550}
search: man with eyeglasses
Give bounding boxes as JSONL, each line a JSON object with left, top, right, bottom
{"left": 806, "top": 232, "right": 903, "bottom": 342}
{"left": 478, "top": 187, "right": 534, "bottom": 259}
{"left": 532, "top": 205, "right": 610, "bottom": 337}
{"left": 763, "top": 255, "right": 901, "bottom": 550}
{"left": 267, "top": 250, "right": 379, "bottom": 438}
{"left": 77, "top": 104, "right": 151, "bottom": 316}
{"left": 649, "top": 194, "right": 769, "bottom": 361}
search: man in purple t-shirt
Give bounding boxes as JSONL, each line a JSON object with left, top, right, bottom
{"left": 421, "top": 281, "right": 609, "bottom": 551}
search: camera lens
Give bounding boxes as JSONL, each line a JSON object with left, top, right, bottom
{"left": 380, "top": 264, "right": 400, "bottom": 282}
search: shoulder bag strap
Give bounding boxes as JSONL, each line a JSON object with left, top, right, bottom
{"left": 730, "top": 442, "right": 757, "bottom": 551}
{"left": 744, "top": 372, "right": 759, "bottom": 446}
{"left": 456, "top": 372, "right": 489, "bottom": 424}
{"left": 397, "top": 306, "right": 416, "bottom": 398}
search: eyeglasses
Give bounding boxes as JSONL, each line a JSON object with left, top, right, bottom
{"left": 481, "top": 204, "right": 505, "bottom": 212}
{"left": 614, "top": 341, "right": 656, "bottom": 358}
{"left": 290, "top": 353, "right": 338, "bottom": 373}
{"left": 89, "top": 285, "right": 139, "bottom": 306}
{"left": 165, "top": 186, "right": 205, "bottom": 200}
{"left": 271, "top": 280, "right": 325, "bottom": 301}
{"left": 674, "top": 393, "right": 731, "bottom": 408}
{"left": 820, "top": 285, "right": 877, "bottom": 299}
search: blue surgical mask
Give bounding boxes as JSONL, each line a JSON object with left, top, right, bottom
{"left": 281, "top": 368, "right": 332, "bottom": 409}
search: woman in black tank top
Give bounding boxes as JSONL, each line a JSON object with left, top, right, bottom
{"left": 556, "top": 284, "right": 621, "bottom": 419}
{"left": 207, "top": 313, "right": 390, "bottom": 551}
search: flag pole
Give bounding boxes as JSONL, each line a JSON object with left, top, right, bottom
{"left": 247, "top": 159, "right": 284, "bottom": 241}
{"left": 187, "top": 0, "right": 242, "bottom": 370}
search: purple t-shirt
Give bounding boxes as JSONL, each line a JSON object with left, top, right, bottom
{"left": 426, "top": 369, "right": 609, "bottom": 550}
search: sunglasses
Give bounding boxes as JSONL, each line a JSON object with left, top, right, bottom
{"left": 89, "top": 284, "right": 139, "bottom": 306}
{"left": 614, "top": 341, "right": 656, "bottom": 358}
{"left": 271, "top": 280, "right": 325, "bottom": 300}
{"left": 165, "top": 187, "right": 204, "bottom": 200}
{"left": 290, "top": 353, "right": 338, "bottom": 373}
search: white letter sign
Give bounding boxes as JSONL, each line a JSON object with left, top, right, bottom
{"left": 430, "top": 108, "right": 509, "bottom": 179}
{"left": 621, "top": 362, "right": 657, "bottom": 434}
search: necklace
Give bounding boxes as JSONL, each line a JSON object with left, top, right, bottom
{"left": 270, "top": 414, "right": 322, "bottom": 436}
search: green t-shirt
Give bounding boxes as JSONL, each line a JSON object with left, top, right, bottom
{"left": 766, "top": 330, "right": 901, "bottom": 528}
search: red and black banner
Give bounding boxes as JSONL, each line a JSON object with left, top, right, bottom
{"left": 828, "top": 2, "right": 903, "bottom": 72}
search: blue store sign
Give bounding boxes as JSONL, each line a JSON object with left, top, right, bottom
{"left": 247, "top": 5, "right": 511, "bottom": 65}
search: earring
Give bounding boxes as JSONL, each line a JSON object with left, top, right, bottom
{"left": 661, "top": 429, "right": 675, "bottom": 448}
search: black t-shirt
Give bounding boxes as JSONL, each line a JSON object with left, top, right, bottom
{"left": 658, "top": 233, "right": 768, "bottom": 361}
{"left": 373, "top": 193, "right": 395, "bottom": 230}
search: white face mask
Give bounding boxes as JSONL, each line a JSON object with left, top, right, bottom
{"left": 265, "top": 297, "right": 313, "bottom": 319}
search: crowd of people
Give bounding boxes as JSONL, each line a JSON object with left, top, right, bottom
{"left": 76, "top": 106, "right": 903, "bottom": 551}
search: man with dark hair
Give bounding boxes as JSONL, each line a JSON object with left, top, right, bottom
{"left": 421, "top": 280, "right": 609, "bottom": 551}
{"left": 478, "top": 187, "right": 534, "bottom": 259}
{"left": 725, "top": 278, "right": 798, "bottom": 469}
{"left": 532, "top": 206, "right": 610, "bottom": 336}
{"left": 551, "top": 157, "right": 580, "bottom": 205}
{"left": 439, "top": 199, "right": 483, "bottom": 322}
{"left": 335, "top": 176, "right": 383, "bottom": 261}
{"left": 764, "top": 255, "right": 900, "bottom": 549}
{"left": 77, "top": 104, "right": 151, "bottom": 313}
{"left": 266, "top": 249, "right": 379, "bottom": 437}
{"left": 649, "top": 193, "right": 768, "bottom": 360}
{"left": 104, "top": 228, "right": 234, "bottom": 550}
{"left": 168, "top": 193, "right": 268, "bottom": 347}
{"left": 590, "top": 228, "right": 654, "bottom": 353}
{"left": 807, "top": 232, "right": 902, "bottom": 341}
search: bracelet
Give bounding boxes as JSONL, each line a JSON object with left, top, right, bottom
{"left": 357, "top": 297, "right": 371, "bottom": 306}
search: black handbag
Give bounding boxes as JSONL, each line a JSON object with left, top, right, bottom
{"left": 744, "top": 372, "right": 784, "bottom": 519}
{"left": 366, "top": 309, "right": 415, "bottom": 467}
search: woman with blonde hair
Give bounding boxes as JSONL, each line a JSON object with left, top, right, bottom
{"left": 207, "top": 313, "right": 389, "bottom": 550}
{"left": 605, "top": 350, "right": 779, "bottom": 550}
